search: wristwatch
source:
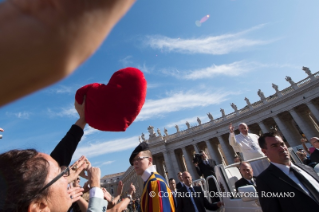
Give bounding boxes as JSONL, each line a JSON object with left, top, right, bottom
{"left": 126, "top": 194, "right": 132, "bottom": 201}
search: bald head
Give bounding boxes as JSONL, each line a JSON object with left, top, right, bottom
{"left": 182, "top": 171, "right": 192, "bottom": 187}
{"left": 239, "top": 162, "right": 253, "bottom": 180}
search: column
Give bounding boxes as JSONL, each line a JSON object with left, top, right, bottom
{"left": 181, "top": 147, "right": 196, "bottom": 178}
{"left": 205, "top": 140, "right": 222, "bottom": 165}
{"left": 258, "top": 121, "right": 269, "bottom": 134}
{"left": 289, "top": 109, "right": 313, "bottom": 141}
{"left": 217, "top": 136, "right": 234, "bottom": 165}
{"left": 306, "top": 101, "right": 319, "bottom": 122}
{"left": 193, "top": 144, "right": 200, "bottom": 153}
{"left": 167, "top": 149, "right": 180, "bottom": 178}
{"left": 273, "top": 115, "right": 298, "bottom": 146}
{"left": 163, "top": 151, "right": 174, "bottom": 179}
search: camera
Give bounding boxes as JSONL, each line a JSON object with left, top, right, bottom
{"left": 193, "top": 153, "right": 203, "bottom": 164}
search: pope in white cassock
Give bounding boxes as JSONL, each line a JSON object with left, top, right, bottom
{"left": 228, "top": 123, "right": 269, "bottom": 175}
{"left": 229, "top": 123, "right": 265, "bottom": 160}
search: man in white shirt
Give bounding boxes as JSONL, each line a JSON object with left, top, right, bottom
{"left": 256, "top": 132, "right": 319, "bottom": 212}
{"left": 229, "top": 123, "right": 265, "bottom": 160}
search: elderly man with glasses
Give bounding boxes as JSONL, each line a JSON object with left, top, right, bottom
{"left": 129, "top": 142, "right": 176, "bottom": 212}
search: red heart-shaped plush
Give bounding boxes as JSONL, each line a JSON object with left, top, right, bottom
{"left": 75, "top": 67, "right": 147, "bottom": 131}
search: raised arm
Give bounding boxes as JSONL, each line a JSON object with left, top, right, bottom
{"left": 50, "top": 98, "right": 86, "bottom": 167}
{"left": 300, "top": 138, "right": 310, "bottom": 154}
{"left": 0, "top": 0, "right": 135, "bottom": 106}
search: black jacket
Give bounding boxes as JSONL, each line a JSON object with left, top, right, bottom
{"left": 195, "top": 159, "right": 215, "bottom": 178}
{"left": 310, "top": 149, "right": 319, "bottom": 163}
{"left": 176, "top": 182, "right": 184, "bottom": 190}
{"left": 235, "top": 177, "right": 257, "bottom": 192}
{"left": 176, "top": 185, "right": 219, "bottom": 212}
{"left": 256, "top": 163, "right": 319, "bottom": 212}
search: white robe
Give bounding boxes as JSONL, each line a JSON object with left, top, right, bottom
{"left": 229, "top": 132, "right": 265, "bottom": 160}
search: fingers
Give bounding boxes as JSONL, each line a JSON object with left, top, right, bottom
{"left": 70, "top": 156, "right": 86, "bottom": 170}
{"left": 68, "top": 187, "right": 84, "bottom": 203}
{"left": 67, "top": 156, "right": 89, "bottom": 183}
{"left": 0, "top": 128, "right": 4, "bottom": 132}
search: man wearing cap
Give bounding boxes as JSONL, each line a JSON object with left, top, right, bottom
{"left": 129, "top": 142, "right": 175, "bottom": 212}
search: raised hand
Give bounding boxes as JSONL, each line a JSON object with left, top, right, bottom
{"left": 117, "top": 180, "right": 124, "bottom": 196}
{"left": 67, "top": 186, "right": 84, "bottom": 203}
{"left": 102, "top": 187, "right": 112, "bottom": 202}
{"left": 75, "top": 95, "right": 86, "bottom": 129}
{"left": 127, "top": 183, "right": 136, "bottom": 196}
{"left": 229, "top": 123, "right": 234, "bottom": 133}
{"left": 83, "top": 181, "right": 90, "bottom": 193}
{"left": 87, "top": 167, "right": 101, "bottom": 188}
{"left": 67, "top": 156, "right": 89, "bottom": 183}
{"left": 78, "top": 157, "right": 91, "bottom": 179}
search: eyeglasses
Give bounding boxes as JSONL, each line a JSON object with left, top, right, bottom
{"left": 39, "top": 166, "right": 70, "bottom": 193}
{"left": 132, "top": 156, "right": 149, "bottom": 163}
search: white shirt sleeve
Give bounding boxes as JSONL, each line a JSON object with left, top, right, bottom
{"left": 89, "top": 187, "right": 104, "bottom": 199}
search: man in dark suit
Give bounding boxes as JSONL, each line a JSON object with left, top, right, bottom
{"left": 194, "top": 150, "right": 219, "bottom": 201}
{"left": 235, "top": 162, "right": 256, "bottom": 192}
{"left": 310, "top": 137, "right": 319, "bottom": 163}
{"left": 256, "top": 132, "right": 319, "bottom": 212}
{"left": 169, "top": 178, "right": 178, "bottom": 208}
{"left": 176, "top": 172, "right": 185, "bottom": 190}
{"left": 176, "top": 172, "right": 223, "bottom": 212}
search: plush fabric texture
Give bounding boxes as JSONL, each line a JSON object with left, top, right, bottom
{"left": 75, "top": 67, "right": 147, "bottom": 131}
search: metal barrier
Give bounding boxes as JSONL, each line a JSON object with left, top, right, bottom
{"left": 206, "top": 175, "right": 223, "bottom": 204}
{"left": 192, "top": 178, "right": 207, "bottom": 192}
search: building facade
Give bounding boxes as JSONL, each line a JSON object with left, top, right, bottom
{"left": 100, "top": 172, "right": 125, "bottom": 196}
{"left": 122, "top": 67, "right": 319, "bottom": 194}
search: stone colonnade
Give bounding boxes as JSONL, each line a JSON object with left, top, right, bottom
{"left": 148, "top": 70, "right": 319, "bottom": 180}
{"left": 151, "top": 99, "right": 319, "bottom": 180}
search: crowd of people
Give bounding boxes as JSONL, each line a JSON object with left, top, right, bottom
{"left": 1, "top": 110, "right": 319, "bottom": 211}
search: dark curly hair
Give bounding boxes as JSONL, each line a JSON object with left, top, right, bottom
{"left": 0, "top": 149, "right": 50, "bottom": 211}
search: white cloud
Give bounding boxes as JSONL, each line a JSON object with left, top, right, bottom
{"left": 137, "top": 63, "right": 154, "bottom": 74}
{"left": 47, "top": 105, "right": 77, "bottom": 118}
{"left": 81, "top": 126, "right": 100, "bottom": 140}
{"left": 136, "top": 90, "right": 232, "bottom": 121}
{"left": 101, "top": 161, "right": 115, "bottom": 166}
{"left": 166, "top": 115, "right": 208, "bottom": 129}
{"left": 147, "top": 83, "right": 161, "bottom": 89}
{"left": 119, "top": 56, "right": 133, "bottom": 66}
{"left": 51, "top": 85, "right": 73, "bottom": 94}
{"left": 6, "top": 111, "right": 31, "bottom": 119}
{"left": 72, "top": 136, "right": 139, "bottom": 159}
{"left": 182, "top": 61, "right": 253, "bottom": 80}
{"left": 144, "top": 24, "right": 272, "bottom": 55}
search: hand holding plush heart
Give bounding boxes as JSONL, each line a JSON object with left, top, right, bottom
{"left": 75, "top": 67, "right": 147, "bottom": 131}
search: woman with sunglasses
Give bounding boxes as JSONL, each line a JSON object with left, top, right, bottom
{"left": 0, "top": 149, "right": 89, "bottom": 211}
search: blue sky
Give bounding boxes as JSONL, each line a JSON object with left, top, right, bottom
{"left": 1, "top": 0, "right": 319, "bottom": 179}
